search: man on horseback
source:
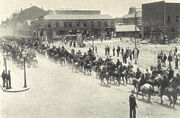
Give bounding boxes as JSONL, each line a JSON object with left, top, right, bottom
{"left": 136, "top": 68, "right": 142, "bottom": 80}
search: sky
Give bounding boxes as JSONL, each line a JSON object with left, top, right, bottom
{"left": 0, "top": 0, "right": 180, "bottom": 23}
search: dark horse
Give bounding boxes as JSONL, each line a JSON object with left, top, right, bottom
{"left": 84, "top": 60, "right": 92, "bottom": 75}
{"left": 160, "top": 75, "right": 177, "bottom": 108}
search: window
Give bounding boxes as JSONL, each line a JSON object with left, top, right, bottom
{"left": 176, "top": 16, "right": 179, "bottom": 22}
{"left": 48, "top": 23, "right": 51, "bottom": 28}
{"left": 104, "top": 21, "right": 108, "bottom": 27}
{"left": 83, "top": 22, "right": 86, "bottom": 27}
{"left": 76, "top": 21, "right": 80, "bottom": 27}
{"left": 69, "top": 22, "right": 72, "bottom": 27}
{"left": 111, "top": 21, "right": 114, "bottom": 26}
{"left": 98, "top": 21, "right": 101, "bottom": 27}
{"left": 91, "top": 21, "right": 94, "bottom": 27}
{"left": 64, "top": 22, "right": 67, "bottom": 27}
{"left": 56, "top": 22, "right": 59, "bottom": 27}
{"left": 167, "top": 16, "right": 171, "bottom": 23}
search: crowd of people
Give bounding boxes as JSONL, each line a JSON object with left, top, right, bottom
{"left": 105, "top": 45, "right": 140, "bottom": 64}
{"left": 157, "top": 47, "right": 179, "bottom": 69}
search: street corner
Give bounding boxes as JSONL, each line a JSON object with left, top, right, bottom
{"left": 0, "top": 85, "right": 30, "bottom": 93}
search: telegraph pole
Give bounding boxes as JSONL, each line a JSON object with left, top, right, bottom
{"left": 163, "top": 0, "right": 166, "bottom": 43}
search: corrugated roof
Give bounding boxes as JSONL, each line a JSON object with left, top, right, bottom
{"left": 44, "top": 14, "right": 113, "bottom": 20}
{"left": 123, "top": 11, "right": 142, "bottom": 18}
{"left": 115, "top": 25, "right": 140, "bottom": 32}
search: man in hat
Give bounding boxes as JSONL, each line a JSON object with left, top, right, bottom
{"left": 129, "top": 90, "right": 138, "bottom": 118}
{"left": 6, "top": 70, "right": 11, "bottom": 89}
{"left": 1, "top": 70, "right": 6, "bottom": 87}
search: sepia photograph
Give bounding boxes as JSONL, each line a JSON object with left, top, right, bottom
{"left": 0, "top": 0, "right": 180, "bottom": 118}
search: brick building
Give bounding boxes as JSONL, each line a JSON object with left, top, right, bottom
{"left": 142, "top": 1, "right": 180, "bottom": 41}
{"left": 30, "top": 10, "right": 114, "bottom": 40}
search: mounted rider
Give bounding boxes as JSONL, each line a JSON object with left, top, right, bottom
{"left": 136, "top": 68, "right": 142, "bottom": 80}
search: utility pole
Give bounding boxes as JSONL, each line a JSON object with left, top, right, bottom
{"left": 163, "top": 0, "right": 166, "bottom": 44}
{"left": 135, "top": 11, "right": 137, "bottom": 49}
{"left": 134, "top": 7, "right": 141, "bottom": 65}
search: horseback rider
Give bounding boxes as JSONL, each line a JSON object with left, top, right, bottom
{"left": 145, "top": 69, "right": 151, "bottom": 81}
{"left": 167, "top": 66, "right": 174, "bottom": 80}
{"left": 136, "top": 68, "right": 142, "bottom": 80}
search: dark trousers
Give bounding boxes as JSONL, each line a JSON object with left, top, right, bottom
{"left": 2, "top": 78, "right": 6, "bottom": 87}
{"left": 130, "top": 108, "right": 136, "bottom": 118}
{"left": 117, "top": 52, "right": 119, "bottom": 57}
{"left": 175, "top": 61, "right": 178, "bottom": 69}
{"left": 113, "top": 51, "right": 115, "bottom": 56}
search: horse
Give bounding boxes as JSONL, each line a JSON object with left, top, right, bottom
{"left": 99, "top": 65, "right": 110, "bottom": 86}
{"left": 137, "top": 83, "right": 153, "bottom": 102}
{"left": 83, "top": 60, "right": 92, "bottom": 75}
{"left": 160, "top": 77, "right": 178, "bottom": 108}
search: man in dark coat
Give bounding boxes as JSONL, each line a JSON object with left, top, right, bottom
{"left": 129, "top": 90, "right": 138, "bottom": 118}
{"left": 168, "top": 54, "right": 173, "bottom": 67}
{"left": 175, "top": 55, "right": 179, "bottom": 69}
{"left": 113, "top": 47, "right": 115, "bottom": 56}
{"left": 1, "top": 70, "right": 6, "bottom": 87}
{"left": 117, "top": 46, "right": 120, "bottom": 57}
{"left": 6, "top": 70, "right": 11, "bottom": 89}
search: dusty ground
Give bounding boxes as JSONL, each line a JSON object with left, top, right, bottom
{"left": 0, "top": 38, "right": 180, "bottom": 118}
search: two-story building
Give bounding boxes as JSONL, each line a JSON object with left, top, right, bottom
{"left": 31, "top": 10, "right": 115, "bottom": 40}
{"left": 142, "top": 1, "right": 180, "bottom": 41}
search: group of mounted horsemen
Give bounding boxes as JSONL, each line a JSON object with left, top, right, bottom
{"left": 1, "top": 37, "right": 180, "bottom": 108}
{"left": 45, "top": 44, "right": 180, "bottom": 108}
{"left": 0, "top": 37, "right": 40, "bottom": 67}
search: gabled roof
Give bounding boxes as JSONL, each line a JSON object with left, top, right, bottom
{"left": 44, "top": 14, "right": 113, "bottom": 20}
{"left": 115, "top": 25, "right": 140, "bottom": 32}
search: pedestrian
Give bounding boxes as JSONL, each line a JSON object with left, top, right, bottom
{"left": 105, "top": 46, "right": 107, "bottom": 55}
{"left": 130, "top": 52, "right": 133, "bottom": 63}
{"left": 174, "top": 47, "right": 177, "bottom": 55}
{"left": 95, "top": 46, "right": 97, "bottom": 54}
{"left": 175, "top": 55, "right": 179, "bottom": 69}
{"left": 113, "top": 47, "right": 115, "bottom": 56}
{"left": 124, "top": 53, "right": 127, "bottom": 64}
{"left": 121, "top": 48, "right": 124, "bottom": 56}
{"left": 1, "top": 70, "right": 6, "bottom": 87}
{"left": 129, "top": 90, "right": 138, "bottom": 118}
{"left": 73, "top": 41, "right": 76, "bottom": 48}
{"left": 107, "top": 46, "right": 110, "bottom": 55}
{"left": 117, "top": 45, "right": 120, "bottom": 57}
{"left": 137, "top": 48, "right": 140, "bottom": 59}
{"left": 162, "top": 54, "right": 167, "bottom": 67}
{"left": 168, "top": 53, "right": 173, "bottom": 67}
{"left": 6, "top": 70, "right": 11, "bottom": 89}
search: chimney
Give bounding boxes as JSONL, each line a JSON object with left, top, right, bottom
{"left": 21, "top": 8, "right": 23, "bottom": 13}
{"left": 41, "top": 6, "right": 43, "bottom": 10}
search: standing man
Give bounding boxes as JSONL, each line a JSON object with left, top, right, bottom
{"left": 107, "top": 46, "right": 110, "bottom": 55}
{"left": 175, "top": 55, "right": 179, "bottom": 69}
{"left": 7, "top": 70, "right": 11, "bottom": 89}
{"left": 113, "top": 47, "right": 115, "bottom": 56}
{"left": 117, "top": 45, "right": 120, "bottom": 57}
{"left": 162, "top": 54, "right": 167, "bottom": 67}
{"left": 168, "top": 53, "right": 173, "bottom": 67}
{"left": 129, "top": 90, "right": 138, "bottom": 118}
{"left": 95, "top": 46, "right": 97, "bottom": 54}
{"left": 1, "top": 70, "right": 6, "bottom": 87}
